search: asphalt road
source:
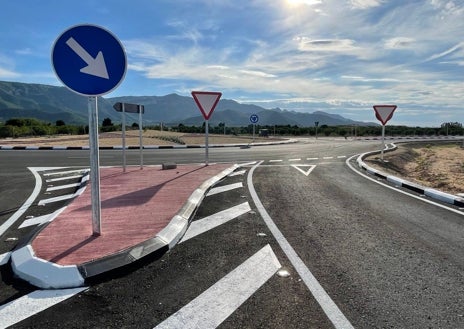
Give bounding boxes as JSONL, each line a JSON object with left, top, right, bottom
{"left": 1, "top": 138, "right": 463, "bottom": 328}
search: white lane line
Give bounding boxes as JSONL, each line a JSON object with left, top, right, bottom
{"left": 0, "top": 287, "right": 87, "bottom": 328}
{"left": 207, "top": 182, "right": 243, "bottom": 196}
{"left": 337, "top": 155, "right": 347, "bottom": 159}
{"left": 323, "top": 156, "right": 334, "bottom": 159}
{"left": 0, "top": 167, "right": 42, "bottom": 238}
{"left": 155, "top": 244, "right": 281, "bottom": 329}
{"left": 269, "top": 159, "right": 283, "bottom": 163}
{"left": 289, "top": 158, "right": 301, "bottom": 162}
{"left": 306, "top": 157, "right": 319, "bottom": 160}
{"left": 180, "top": 202, "right": 251, "bottom": 243}
{"left": 247, "top": 161, "right": 354, "bottom": 329}
{"left": 18, "top": 207, "right": 66, "bottom": 229}
{"left": 229, "top": 170, "right": 246, "bottom": 177}
{"left": 46, "top": 182, "right": 81, "bottom": 192}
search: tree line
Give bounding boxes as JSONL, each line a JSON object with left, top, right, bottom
{"left": 1, "top": 117, "right": 463, "bottom": 138}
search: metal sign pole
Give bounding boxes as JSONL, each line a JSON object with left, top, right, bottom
{"left": 88, "top": 96, "right": 101, "bottom": 236}
{"left": 253, "top": 124, "right": 255, "bottom": 142}
{"left": 381, "top": 124, "right": 385, "bottom": 161}
{"left": 122, "top": 103, "right": 126, "bottom": 172}
{"left": 205, "top": 119, "right": 209, "bottom": 165}
{"left": 139, "top": 105, "right": 143, "bottom": 169}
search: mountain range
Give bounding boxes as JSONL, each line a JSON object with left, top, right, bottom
{"left": 0, "top": 80, "right": 375, "bottom": 127}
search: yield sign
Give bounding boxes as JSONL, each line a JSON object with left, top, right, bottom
{"left": 373, "top": 105, "right": 397, "bottom": 125}
{"left": 192, "top": 91, "right": 222, "bottom": 120}
{"left": 291, "top": 165, "right": 316, "bottom": 176}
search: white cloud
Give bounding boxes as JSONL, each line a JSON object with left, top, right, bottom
{"left": 384, "top": 37, "right": 415, "bottom": 50}
{"left": 0, "top": 67, "right": 20, "bottom": 79}
{"left": 295, "top": 37, "right": 358, "bottom": 52}
{"left": 350, "top": 0, "right": 384, "bottom": 9}
{"left": 425, "top": 42, "right": 464, "bottom": 62}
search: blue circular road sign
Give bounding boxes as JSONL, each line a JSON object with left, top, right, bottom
{"left": 250, "top": 114, "right": 259, "bottom": 124}
{"left": 52, "top": 24, "right": 127, "bottom": 96}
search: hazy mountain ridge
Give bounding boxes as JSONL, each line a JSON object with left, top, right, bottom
{"left": 0, "top": 81, "right": 375, "bottom": 126}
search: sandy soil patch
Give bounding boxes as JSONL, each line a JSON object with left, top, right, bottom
{"left": 365, "top": 142, "right": 464, "bottom": 195}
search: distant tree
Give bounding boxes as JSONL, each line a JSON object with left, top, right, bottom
{"left": 56, "top": 120, "right": 65, "bottom": 126}
{"left": 131, "top": 122, "right": 139, "bottom": 129}
{"left": 102, "top": 118, "right": 113, "bottom": 127}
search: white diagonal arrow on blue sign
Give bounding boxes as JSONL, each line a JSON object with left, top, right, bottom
{"left": 66, "top": 37, "right": 109, "bottom": 79}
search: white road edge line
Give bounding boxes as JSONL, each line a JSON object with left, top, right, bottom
{"left": 247, "top": 161, "right": 354, "bottom": 329}
{"left": 180, "top": 202, "right": 251, "bottom": 243}
{"left": 155, "top": 244, "right": 281, "bottom": 329}
{"left": 0, "top": 167, "right": 42, "bottom": 238}
{"left": 346, "top": 155, "right": 464, "bottom": 216}
{"left": 0, "top": 287, "right": 87, "bottom": 328}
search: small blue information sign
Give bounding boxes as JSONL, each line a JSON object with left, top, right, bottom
{"left": 250, "top": 114, "right": 259, "bottom": 124}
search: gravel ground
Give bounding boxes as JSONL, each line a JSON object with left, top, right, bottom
{"left": 365, "top": 141, "right": 464, "bottom": 195}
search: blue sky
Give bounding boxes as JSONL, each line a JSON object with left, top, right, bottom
{"left": 0, "top": 0, "right": 463, "bottom": 126}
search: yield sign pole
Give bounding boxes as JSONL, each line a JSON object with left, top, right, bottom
{"left": 191, "top": 91, "right": 222, "bottom": 165}
{"left": 373, "top": 105, "right": 397, "bottom": 160}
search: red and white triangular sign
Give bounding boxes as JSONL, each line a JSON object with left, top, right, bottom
{"left": 191, "top": 91, "right": 222, "bottom": 120}
{"left": 373, "top": 105, "right": 397, "bottom": 125}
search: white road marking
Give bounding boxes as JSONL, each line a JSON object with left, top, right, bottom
{"left": 337, "top": 155, "right": 347, "bottom": 159}
{"left": 291, "top": 165, "right": 317, "bottom": 176}
{"left": 46, "top": 182, "right": 81, "bottom": 192}
{"left": 229, "top": 170, "right": 246, "bottom": 177}
{"left": 180, "top": 202, "right": 251, "bottom": 243}
{"left": 247, "top": 161, "right": 354, "bottom": 329}
{"left": 46, "top": 174, "right": 83, "bottom": 183}
{"left": 289, "top": 158, "right": 301, "bottom": 162}
{"left": 346, "top": 155, "right": 464, "bottom": 216}
{"left": 207, "top": 182, "right": 243, "bottom": 196}
{"left": 155, "top": 244, "right": 281, "bottom": 329}
{"left": 306, "top": 157, "right": 319, "bottom": 160}
{"left": 0, "top": 287, "right": 87, "bottom": 328}
{"left": 0, "top": 167, "right": 42, "bottom": 237}
{"left": 18, "top": 207, "right": 66, "bottom": 229}
{"left": 323, "top": 156, "right": 334, "bottom": 159}
{"left": 38, "top": 193, "right": 76, "bottom": 206}
{"left": 269, "top": 159, "right": 283, "bottom": 163}
{"left": 43, "top": 169, "right": 89, "bottom": 176}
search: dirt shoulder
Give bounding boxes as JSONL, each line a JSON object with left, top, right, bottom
{"left": 0, "top": 130, "right": 283, "bottom": 147}
{"left": 364, "top": 141, "right": 464, "bottom": 195}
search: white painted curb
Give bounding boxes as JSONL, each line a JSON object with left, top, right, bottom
{"left": 11, "top": 245, "right": 85, "bottom": 289}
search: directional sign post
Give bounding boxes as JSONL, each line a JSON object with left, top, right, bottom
{"left": 250, "top": 114, "right": 259, "bottom": 142}
{"left": 52, "top": 24, "right": 127, "bottom": 236}
{"left": 113, "top": 102, "right": 145, "bottom": 172}
{"left": 192, "top": 91, "right": 222, "bottom": 165}
{"left": 373, "top": 105, "right": 397, "bottom": 160}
